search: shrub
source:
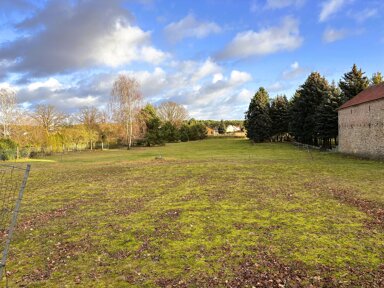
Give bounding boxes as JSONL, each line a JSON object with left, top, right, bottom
{"left": 0, "top": 139, "right": 17, "bottom": 160}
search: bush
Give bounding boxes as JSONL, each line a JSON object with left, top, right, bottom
{"left": 0, "top": 139, "right": 17, "bottom": 160}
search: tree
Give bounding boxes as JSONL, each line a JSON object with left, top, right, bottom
{"left": 31, "top": 104, "right": 66, "bottom": 133}
{"left": 78, "top": 106, "right": 100, "bottom": 150}
{"left": 218, "top": 120, "right": 226, "bottom": 134}
{"left": 339, "top": 64, "right": 369, "bottom": 103}
{"left": 157, "top": 101, "right": 188, "bottom": 127}
{"left": 162, "top": 121, "right": 180, "bottom": 142}
{"left": 371, "top": 72, "right": 383, "bottom": 85}
{"left": 244, "top": 87, "right": 271, "bottom": 142}
{"left": 0, "top": 87, "right": 17, "bottom": 139}
{"left": 314, "top": 82, "right": 343, "bottom": 149}
{"left": 110, "top": 75, "right": 143, "bottom": 149}
{"left": 139, "top": 104, "right": 165, "bottom": 146}
{"left": 290, "top": 72, "right": 331, "bottom": 145}
{"left": 269, "top": 95, "right": 289, "bottom": 141}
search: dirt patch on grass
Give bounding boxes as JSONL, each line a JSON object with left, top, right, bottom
{"left": 19, "top": 238, "right": 94, "bottom": 285}
{"left": 155, "top": 246, "right": 384, "bottom": 287}
{"left": 305, "top": 182, "right": 384, "bottom": 229}
{"left": 113, "top": 197, "right": 146, "bottom": 216}
{"left": 19, "top": 201, "right": 84, "bottom": 231}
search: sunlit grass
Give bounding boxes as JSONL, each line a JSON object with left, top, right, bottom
{"left": 4, "top": 138, "right": 384, "bottom": 287}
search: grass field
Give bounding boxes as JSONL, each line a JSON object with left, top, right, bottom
{"left": 4, "top": 138, "right": 384, "bottom": 287}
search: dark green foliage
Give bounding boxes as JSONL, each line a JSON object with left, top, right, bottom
{"left": 245, "top": 87, "right": 271, "bottom": 142}
{"left": 339, "top": 64, "right": 369, "bottom": 103}
{"left": 289, "top": 72, "right": 331, "bottom": 145}
{"left": 314, "top": 83, "right": 343, "bottom": 149}
{"left": 139, "top": 104, "right": 207, "bottom": 145}
{"left": 162, "top": 121, "right": 180, "bottom": 142}
{"left": 187, "top": 123, "right": 207, "bottom": 140}
{"left": 179, "top": 125, "right": 190, "bottom": 142}
{"left": 0, "top": 138, "right": 17, "bottom": 160}
{"left": 218, "top": 120, "right": 226, "bottom": 134}
{"left": 269, "top": 95, "right": 289, "bottom": 141}
{"left": 140, "top": 104, "right": 165, "bottom": 146}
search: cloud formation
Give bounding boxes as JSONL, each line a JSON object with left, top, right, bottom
{"left": 0, "top": 0, "right": 167, "bottom": 78}
{"left": 164, "top": 14, "right": 221, "bottom": 43}
{"left": 218, "top": 17, "right": 302, "bottom": 60}
{"left": 266, "top": 0, "right": 306, "bottom": 9}
{"left": 319, "top": 0, "right": 347, "bottom": 22}
{"left": 282, "top": 61, "right": 306, "bottom": 79}
{"left": 323, "top": 27, "right": 349, "bottom": 42}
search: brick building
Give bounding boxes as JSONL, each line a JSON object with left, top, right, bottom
{"left": 338, "top": 83, "right": 384, "bottom": 158}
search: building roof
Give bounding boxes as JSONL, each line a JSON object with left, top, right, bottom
{"left": 339, "top": 83, "right": 384, "bottom": 110}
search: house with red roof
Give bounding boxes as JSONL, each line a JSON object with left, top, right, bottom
{"left": 338, "top": 83, "right": 384, "bottom": 158}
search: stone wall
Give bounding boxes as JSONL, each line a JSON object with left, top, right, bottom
{"left": 338, "top": 98, "right": 384, "bottom": 158}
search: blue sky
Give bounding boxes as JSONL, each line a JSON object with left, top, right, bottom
{"left": 0, "top": 0, "right": 383, "bottom": 119}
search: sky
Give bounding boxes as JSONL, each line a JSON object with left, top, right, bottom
{"left": 0, "top": 0, "right": 383, "bottom": 120}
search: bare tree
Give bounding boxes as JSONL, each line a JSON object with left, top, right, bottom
{"left": 110, "top": 75, "right": 143, "bottom": 149}
{"left": 31, "top": 104, "right": 67, "bottom": 133}
{"left": 78, "top": 106, "right": 100, "bottom": 150}
{"left": 157, "top": 101, "right": 188, "bottom": 127}
{"left": 0, "top": 87, "right": 17, "bottom": 138}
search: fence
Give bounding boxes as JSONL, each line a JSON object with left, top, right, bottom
{"left": 0, "top": 164, "right": 30, "bottom": 281}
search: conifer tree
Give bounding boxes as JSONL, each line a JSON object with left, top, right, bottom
{"left": 371, "top": 72, "right": 383, "bottom": 85}
{"left": 289, "top": 72, "right": 330, "bottom": 145}
{"left": 270, "top": 95, "right": 289, "bottom": 141}
{"left": 314, "top": 82, "right": 343, "bottom": 149}
{"left": 244, "top": 87, "right": 271, "bottom": 142}
{"left": 339, "top": 64, "right": 369, "bottom": 103}
{"left": 218, "top": 120, "right": 226, "bottom": 134}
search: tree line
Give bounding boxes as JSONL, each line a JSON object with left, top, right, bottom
{"left": 0, "top": 75, "right": 206, "bottom": 159}
{"left": 245, "top": 65, "right": 382, "bottom": 148}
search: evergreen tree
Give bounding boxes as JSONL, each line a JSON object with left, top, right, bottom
{"left": 371, "top": 72, "right": 383, "bottom": 85}
{"left": 162, "top": 121, "right": 180, "bottom": 142}
{"left": 269, "top": 95, "right": 289, "bottom": 141}
{"left": 139, "top": 104, "right": 165, "bottom": 146}
{"left": 314, "top": 82, "right": 343, "bottom": 149}
{"left": 218, "top": 120, "right": 225, "bottom": 134}
{"left": 289, "top": 72, "right": 330, "bottom": 145}
{"left": 339, "top": 64, "right": 369, "bottom": 103}
{"left": 244, "top": 87, "right": 271, "bottom": 142}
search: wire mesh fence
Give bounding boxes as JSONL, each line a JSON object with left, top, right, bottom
{"left": 0, "top": 164, "right": 30, "bottom": 281}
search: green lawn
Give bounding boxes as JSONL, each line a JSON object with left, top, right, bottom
{"left": 4, "top": 138, "right": 384, "bottom": 287}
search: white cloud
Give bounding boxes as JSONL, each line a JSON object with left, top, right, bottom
{"left": 13, "top": 58, "right": 252, "bottom": 119}
{"left": 234, "top": 89, "right": 253, "bottom": 103}
{"left": 319, "top": 0, "right": 348, "bottom": 22}
{"left": 282, "top": 61, "right": 306, "bottom": 79}
{"left": 212, "top": 73, "right": 224, "bottom": 83}
{"left": 164, "top": 13, "right": 221, "bottom": 43}
{"left": 94, "top": 25, "right": 169, "bottom": 66}
{"left": 267, "top": 81, "right": 286, "bottom": 92}
{"left": 350, "top": 8, "right": 378, "bottom": 23}
{"left": 0, "top": 82, "right": 15, "bottom": 90}
{"left": 266, "top": 0, "right": 306, "bottom": 9}
{"left": 0, "top": 0, "right": 168, "bottom": 77}
{"left": 218, "top": 17, "right": 302, "bottom": 59}
{"left": 323, "top": 27, "right": 349, "bottom": 42}
{"left": 27, "top": 77, "right": 62, "bottom": 91}
{"left": 192, "top": 59, "right": 222, "bottom": 82}
{"left": 229, "top": 70, "right": 252, "bottom": 84}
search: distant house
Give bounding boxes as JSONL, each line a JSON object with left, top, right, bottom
{"left": 338, "top": 83, "right": 384, "bottom": 158}
{"left": 225, "top": 125, "right": 241, "bottom": 133}
{"left": 206, "top": 127, "right": 218, "bottom": 136}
